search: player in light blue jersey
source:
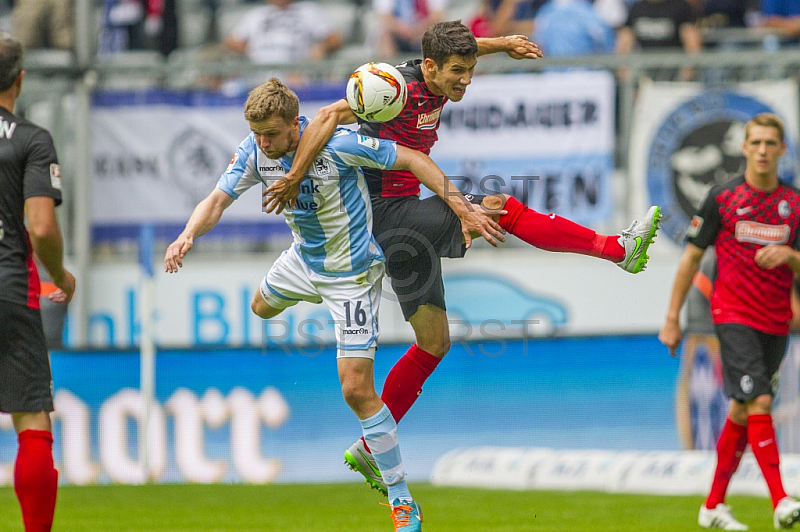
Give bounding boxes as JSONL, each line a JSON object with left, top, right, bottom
{"left": 165, "top": 78, "right": 493, "bottom": 531}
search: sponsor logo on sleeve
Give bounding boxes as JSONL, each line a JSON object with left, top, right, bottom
{"left": 50, "top": 163, "right": 62, "bottom": 190}
{"left": 226, "top": 153, "right": 238, "bottom": 173}
{"left": 417, "top": 107, "right": 442, "bottom": 130}
{"left": 357, "top": 135, "right": 379, "bottom": 151}
{"left": 734, "top": 221, "right": 790, "bottom": 245}
{"left": 686, "top": 215, "right": 703, "bottom": 238}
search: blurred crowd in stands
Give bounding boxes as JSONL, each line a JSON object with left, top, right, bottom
{"left": 0, "top": 0, "right": 796, "bottom": 77}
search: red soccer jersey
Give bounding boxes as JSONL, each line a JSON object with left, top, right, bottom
{"left": 687, "top": 176, "right": 800, "bottom": 335}
{"left": 360, "top": 59, "right": 448, "bottom": 197}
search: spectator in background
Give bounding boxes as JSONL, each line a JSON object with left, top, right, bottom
{"left": 533, "top": 0, "right": 615, "bottom": 56}
{"left": 616, "top": 0, "right": 702, "bottom": 79}
{"left": 483, "top": 0, "right": 544, "bottom": 36}
{"left": 97, "top": 0, "right": 177, "bottom": 57}
{"left": 12, "top": 0, "right": 74, "bottom": 50}
{"left": 593, "top": 0, "right": 628, "bottom": 29}
{"left": 475, "top": 0, "right": 624, "bottom": 39}
{"left": 760, "top": 0, "right": 800, "bottom": 40}
{"left": 467, "top": 0, "right": 500, "bottom": 37}
{"left": 223, "top": 0, "right": 343, "bottom": 63}
{"left": 696, "top": 0, "right": 758, "bottom": 29}
{"left": 373, "top": 0, "right": 447, "bottom": 56}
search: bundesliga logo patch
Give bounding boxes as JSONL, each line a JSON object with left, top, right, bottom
{"left": 50, "top": 163, "right": 61, "bottom": 190}
{"left": 686, "top": 215, "right": 703, "bottom": 238}
{"left": 226, "top": 153, "right": 238, "bottom": 173}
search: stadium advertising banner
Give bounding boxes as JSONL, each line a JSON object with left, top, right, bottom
{"left": 90, "top": 90, "right": 334, "bottom": 240}
{"left": 431, "top": 70, "right": 616, "bottom": 226}
{"left": 3, "top": 337, "right": 800, "bottom": 490}
{"left": 628, "top": 80, "right": 800, "bottom": 246}
{"left": 0, "top": 337, "right": 681, "bottom": 486}
{"left": 90, "top": 71, "right": 614, "bottom": 240}
{"left": 66, "top": 249, "right": 679, "bottom": 349}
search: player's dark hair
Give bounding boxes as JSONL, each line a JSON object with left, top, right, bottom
{"left": 422, "top": 20, "right": 478, "bottom": 68}
{"left": 0, "top": 32, "right": 23, "bottom": 92}
{"left": 745, "top": 113, "right": 785, "bottom": 143}
{"left": 244, "top": 77, "right": 299, "bottom": 123}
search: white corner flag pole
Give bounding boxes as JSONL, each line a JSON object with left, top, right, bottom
{"left": 139, "top": 224, "right": 156, "bottom": 482}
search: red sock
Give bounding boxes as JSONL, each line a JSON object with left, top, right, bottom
{"left": 381, "top": 344, "right": 440, "bottom": 422}
{"left": 14, "top": 430, "right": 58, "bottom": 532}
{"left": 748, "top": 414, "right": 787, "bottom": 508}
{"left": 497, "top": 196, "right": 624, "bottom": 262}
{"left": 705, "top": 418, "right": 748, "bottom": 509}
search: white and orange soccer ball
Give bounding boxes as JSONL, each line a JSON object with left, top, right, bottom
{"left": 346, "top": 62, "right": 408, "bottom": 122}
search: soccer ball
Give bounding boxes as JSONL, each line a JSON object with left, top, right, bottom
{"left": 346, "top": 62, "right": 407, "bottom": 122}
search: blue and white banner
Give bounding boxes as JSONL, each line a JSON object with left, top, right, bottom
{"left": 67, "top": 249, "right": 679, "bottom": 349}
{"left": 430, "top": 70, "right": 616, "bottom": 226}
{"left": 91, "top": 71, "right": 616, "bottom": 239}
{"left": 629, "top": 80, "right": 800, "bottom": 246}
{"left": 90, "top": 88, "right": 342, "bottom": 240}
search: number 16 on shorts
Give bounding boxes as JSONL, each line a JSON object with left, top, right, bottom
{"left": 326, "top": 260, "right": 383, "bottom": 353}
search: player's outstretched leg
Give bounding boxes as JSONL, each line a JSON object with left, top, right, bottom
{"left": 494, "top": 196, "right": 661, "bottom": 273}
{"left": 698, "top": 504, "right": 749, "bottom": 530}
{"left": 775, "top": 497, "right": 800, "bottom": 529}
{"left": 344, "top": 438, "right": 387, "bottom": 495}
{"left": 616, "top": 205, "right": 662, "bottom": 274}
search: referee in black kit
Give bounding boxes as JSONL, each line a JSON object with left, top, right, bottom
{"left": 0, "top": 31, "right": 74, "bottom": 532}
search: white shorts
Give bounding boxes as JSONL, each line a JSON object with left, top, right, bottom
{"left": 259, "top": 246, "right": 384, "bottom": 358}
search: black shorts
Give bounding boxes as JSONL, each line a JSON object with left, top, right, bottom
{"left": 715, "top": 323, "right": 788, "bottom": 402}
{"left": 0, "top": 300, "right": 54, "bottom": 413}
{"left": 372, "top": 194, "right": 485, "bottom": 321}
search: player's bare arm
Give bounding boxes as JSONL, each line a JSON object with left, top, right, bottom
{"left": 476, "top": 35, "right": 543, "bottom": 60}
{"left": 165, "top": 188, "right": 234, "bottom": 273}
{"left": 755, "top": 244, "right": 800, "bottom": 273}
{"left": 25, "top": 195, "right": 75, "bottom": 303}
{"left": 659, "top": 243, "right": 705, "bottom": 357}
{"left": 393, "top": 145, "right": 505, "bottom": 249}
{"left": 263, "top": 99, "right": 357, "bottom": 214}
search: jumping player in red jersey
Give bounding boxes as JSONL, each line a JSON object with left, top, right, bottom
{"left": 265, "top": 21, "right": 661, "bottom": 494}
{"left": 660, "top": 113, "right": 800, "bottom": 531}
{"left": 0, "top": 32, "right": 75, "bottom": 532}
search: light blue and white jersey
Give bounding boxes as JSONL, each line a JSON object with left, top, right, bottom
{"left": 280, "top": 117, "right": 397, "bottom": 276}
{"left": 216, "top": 134, "right": 286, "bottom": 199}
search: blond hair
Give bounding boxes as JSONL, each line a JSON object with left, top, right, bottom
{"left": 244, "top": 78, "right": 299, "bottom": 123}
{"left": 745, "top": 113, "right": 785, "bottom": 142}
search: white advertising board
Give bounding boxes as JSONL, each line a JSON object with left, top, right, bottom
{"left": 69, "top": 247, "right": 679, "bottom": 348}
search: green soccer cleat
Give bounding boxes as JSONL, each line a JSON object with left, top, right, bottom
{"left": 344, "top": 438, "right": 388, "bottom": 495}
{"left": 617, "top": 205, "right": 661, "bottom": 274}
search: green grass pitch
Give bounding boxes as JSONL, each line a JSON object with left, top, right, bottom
{"left": 0, "top": 483, "right": 781, "bottom": 531}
